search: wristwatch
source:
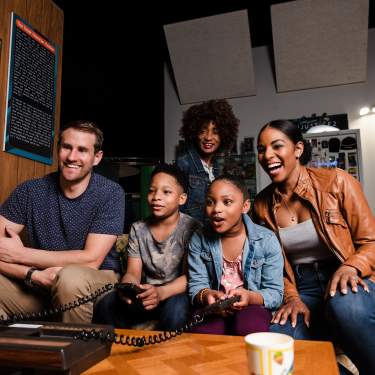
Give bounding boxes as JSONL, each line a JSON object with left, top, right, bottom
{"left": 24, "top": 267, "right": 37, "bottom": 287}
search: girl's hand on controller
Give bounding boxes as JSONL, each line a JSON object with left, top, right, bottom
{"left": 228, "top": 288, "right": 264, "bottom": 309}
{"left": 204, "top": 289, "right": 226, "bottom": 305}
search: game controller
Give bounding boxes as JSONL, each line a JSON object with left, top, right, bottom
{"left": 116, "top": 283, "right": 145, "bottom": 303}
{"left": 203, "top": 295, "right": 241, "bottom": 315}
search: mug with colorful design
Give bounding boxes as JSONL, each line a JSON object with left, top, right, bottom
{"left": 244, "top": 332, "right": 294, "bottom": 375}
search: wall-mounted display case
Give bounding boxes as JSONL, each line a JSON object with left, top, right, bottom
{"left": 303, "top": 128, "right": 363, "bottom": 184}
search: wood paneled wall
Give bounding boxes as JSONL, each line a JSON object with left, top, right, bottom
{"left": 0, "top": 0, "right": 63, "bottom": 204}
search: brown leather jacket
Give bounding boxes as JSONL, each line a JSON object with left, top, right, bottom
{"left": 252, "top": 166, "right": 375, "bottom": 301}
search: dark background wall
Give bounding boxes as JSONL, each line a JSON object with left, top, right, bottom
{"left": 53, "top": 0, "right": 375, "bottom": 161}
{"left": 52, "top": 1, "right": 164, "bottom": 159}
{"left": 51, "top": 1, "right": 292, "bottom": 161}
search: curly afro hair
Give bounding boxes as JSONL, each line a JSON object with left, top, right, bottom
{"left": 179, "top": 99, "right": 239, "bottom": 153}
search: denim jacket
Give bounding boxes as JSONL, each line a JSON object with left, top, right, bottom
{"left": 176, "top": 147, "right": 220, "bottom": 222}
{"left": 188, "top": 214, "right": 284, "bottom": 310}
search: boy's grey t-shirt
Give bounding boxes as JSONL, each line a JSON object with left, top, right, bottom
{"left": 127, "top": 212, "right": 199, "bottom": 285}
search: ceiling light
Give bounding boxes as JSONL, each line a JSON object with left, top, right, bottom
{"left": 305, "top": 125, "right": 338, "bottom": 134}
{"left": 359, "top": 107, "right": 370, "bottom": 116}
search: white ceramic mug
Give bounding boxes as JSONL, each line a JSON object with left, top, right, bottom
{"left": 244, "top": 332, "right": 294, "bottom": 375}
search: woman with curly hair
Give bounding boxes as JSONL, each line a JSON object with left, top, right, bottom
{"left": 176, "top": 99, "right": 239, "bottom": 222}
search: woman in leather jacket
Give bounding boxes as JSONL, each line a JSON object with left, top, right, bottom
{"left": 253, "top": 120, "right": 375, "bottom": 375}
{"left": 176, "top": 99, "right": 239, "bottom": 222}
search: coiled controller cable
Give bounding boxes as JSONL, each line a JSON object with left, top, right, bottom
{"left": 0, "top": 283, "right": 240, "bottom": 347}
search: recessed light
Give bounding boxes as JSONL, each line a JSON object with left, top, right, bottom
{"left": 359, "top": 107, "right": 370, "bottom": 116}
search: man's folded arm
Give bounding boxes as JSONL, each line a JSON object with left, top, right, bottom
{"left": 3, "top": 232, "right": 117, "bottom": 269}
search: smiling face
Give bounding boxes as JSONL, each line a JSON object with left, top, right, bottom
{"left": 147, "top": 172, "right": 187, "bottom": 220}
{"left": 58, "top": 128, "right": 103, "bottom": 186}
{"left": 257, "top": 126, "right": 303, "bottom": 185}
{"left": 206, "top": 179, "right": 250, "bottom": 235}
{"left": 197, "top": 121, "right": 221, "bottom": 160}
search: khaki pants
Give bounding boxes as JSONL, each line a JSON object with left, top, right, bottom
{"left": 0, "top": 265, "right": 119, "bottom": 324}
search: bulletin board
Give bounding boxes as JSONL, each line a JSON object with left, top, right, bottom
{"left": 216, "top": 137, "right": 257, "bottom": 203}
{"left": 3, "top": 12, "right": 58, "bottom": 165}
{"left": 304, "top": 129, "right": 363, "bottom": 183}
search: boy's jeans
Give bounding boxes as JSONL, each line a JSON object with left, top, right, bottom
{"left": 270, "top": 262, "right": 375, "bottom": 375}
{"left": 93, "top": 291, "right": 189, "bottom": 331}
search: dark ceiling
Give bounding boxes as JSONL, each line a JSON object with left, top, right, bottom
{"left": 52, "top": 0, "right": 375, "bottom": 159}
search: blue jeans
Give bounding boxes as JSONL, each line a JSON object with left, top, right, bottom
{"left": 93, "top": 291, "right": 190, "bottom": 331}
{"left": 270, "top": 262, "right": 375, "bottom": 375}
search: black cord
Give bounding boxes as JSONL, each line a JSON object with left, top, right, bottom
{"left": 74, "top": 295, "right": 240, "bottom": 347}
{"left": 74, "top": 313, "right": 205, "bottom": 347}
{"left": 0, "top": 282, "right": 240, "bottom": 348}
{"left": 0, "top": 283, "right": 115, "bottom": 325}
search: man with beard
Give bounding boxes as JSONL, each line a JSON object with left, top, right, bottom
{"left": 0, "top": 120, "right": 125, "bottom": 323}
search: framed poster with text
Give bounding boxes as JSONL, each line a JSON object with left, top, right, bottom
{"left": 3, "top": 12, "right": 58, "bottom": 165}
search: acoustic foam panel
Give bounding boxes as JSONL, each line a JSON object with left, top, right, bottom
{"left": 164, "top": 10, "right": 256, "bottom": 104}
{"left": 271, "top": 0, "right": 369, "bottom": 92}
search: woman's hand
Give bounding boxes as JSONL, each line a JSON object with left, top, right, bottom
{"left": 271, "top": 296, "right": 310, "bottom": 328}
{"left": 326, "top": 265, "right": 369, "bottom": 297}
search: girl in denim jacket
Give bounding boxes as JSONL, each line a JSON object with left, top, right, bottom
{"left": 188, "top": 175, "right": 283, "bottom": 335}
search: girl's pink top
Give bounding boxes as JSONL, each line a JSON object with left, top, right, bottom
{"left": 220, "top": 253, "right": 244, "bottom": 294}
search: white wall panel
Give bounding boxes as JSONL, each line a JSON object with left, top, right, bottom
{"left": 164, "top": 10, "right": 256, "bottom": 104}
{"left": 271, "top": 0, "right": 369, "bottom": 92}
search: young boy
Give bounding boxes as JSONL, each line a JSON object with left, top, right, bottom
{"left": 94, "top": 164, "right": 199, "bottom": 330}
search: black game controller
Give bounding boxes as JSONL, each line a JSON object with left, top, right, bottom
{"left": 203, "top": 295, "right": 241, "bottom": 315}
{"left": 116, "top": 283, "right": 145, "bottom": 303}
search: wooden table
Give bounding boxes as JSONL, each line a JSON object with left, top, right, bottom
{"left": 82, "top": 329, "right": 339, "bottom": 375}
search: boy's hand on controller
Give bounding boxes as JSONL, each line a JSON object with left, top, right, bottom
{"left": 117, "top": 283, "right": 144, "bottom": 305}
{"left": 119, "top": 293, "right": 132, "bottom": 305}
{"left": 138, "top": 284, "right": 161, "bottom": 310}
